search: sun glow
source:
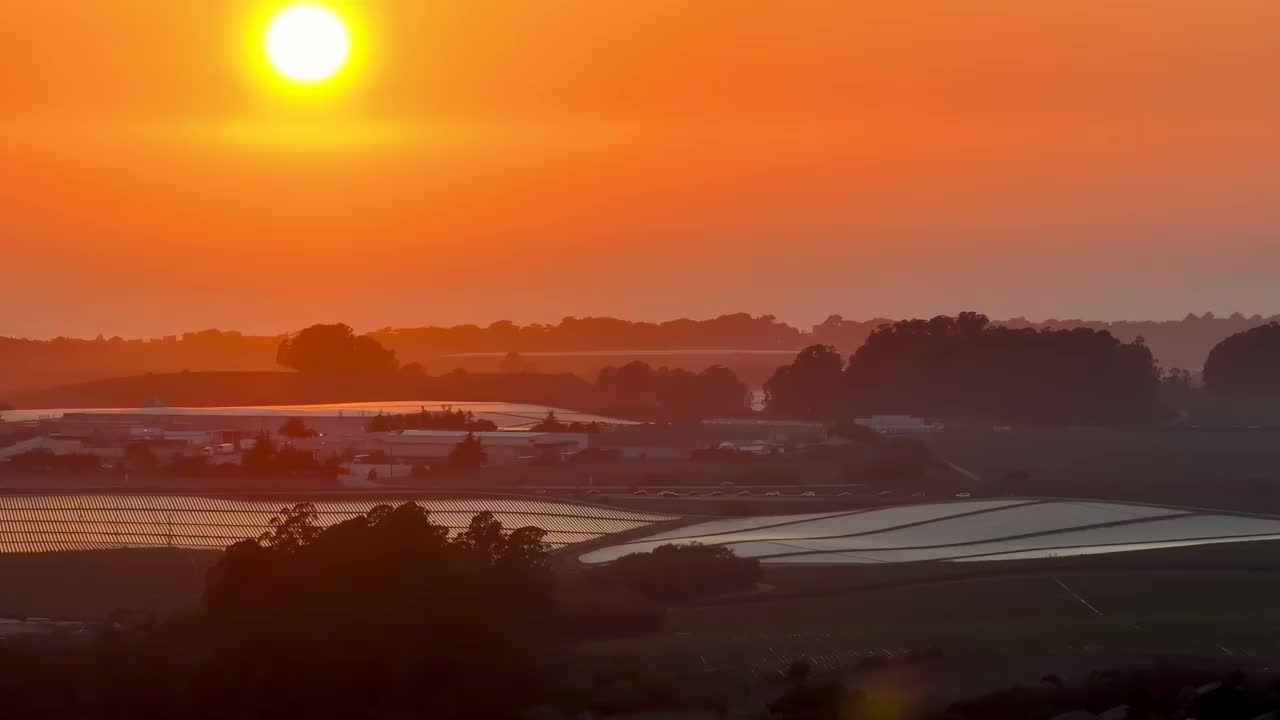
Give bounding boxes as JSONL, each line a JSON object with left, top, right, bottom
{"left": 265, "top": 4, "right": 350, "bottom": 83}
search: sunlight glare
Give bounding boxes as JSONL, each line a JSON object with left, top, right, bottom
{"left": 266, "top": 4, "right": 350, "bottom": 83}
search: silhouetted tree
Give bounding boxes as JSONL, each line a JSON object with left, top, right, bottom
{"left": 499, "top": 351, "right": 530, "bottom": 374}
{"left": 201, "top": 502, "right": 552, "bottom": 716}
{"left": 531, "top": 410, "right": 567, "bottom": 432}
{"left": 449, "top": 432, "right": 487, "bottom": 469}
{"left": 766, "top": 313, "right": 1164, "bottom": 426}
{"left": 371, "top": 407, "right": 498, "bottom": 432}
{"left": 763, "top": 344, "right": 846, "bottom": 418}
{"left": 240, "top": 431, "right": 276, "bottom": 473}
{"left": 1204, "top": 322, "right": 1280, "bottom": 394}
{"left": 276, "top": 323, "right": 399, "bottom": 373}
{"left": 590, "top": 543, "right": 761, "bottom": 603}
{"left": 278, "top": 417, "right": 318, "bottom": 438}
{"left": 842, "top": 313, "right": 1162, "bottom": 425}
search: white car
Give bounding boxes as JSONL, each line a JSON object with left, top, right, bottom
{"left": 765, "top": 491, "right": 781, "bottom": 497}
{"left": 800, "top": 491, "right": 817, "bottom": 497}
{"left": 955, "top": 492, "right": 972, "bottom": 498}
{"left": 631, "top": 489, "right": 648, "bottom": 496}
{"left": 736, "top": 490, "right": 754, "bottom": 496}
{"left": 657, "top": 490, "right": 679, "bottom": 497}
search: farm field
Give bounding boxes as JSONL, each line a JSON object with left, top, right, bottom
{"left": 921, "top": 427, "right": 1280, "bottom": 514}
{"left": 0, "top": 494, "right": 674, "bottom": 553}
{"left": 0, "top": 400, "right": 631, "bottom": 428}
{"left": 580, "top": 499, "right": 1280, "bottom": 564}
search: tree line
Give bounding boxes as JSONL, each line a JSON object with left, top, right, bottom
{"left": 273, "top": 324, "right": 754, "bottom": 421}
{"left": 6, "top": 311, "right": 1276, "bottom": 400}
{"left": 11, "top": 317, "right": 1280, "bottom": 427}
{"left": 1203, "top": 321, "right": 1280, "bottom": 394}
{"left": 765, "top": 313, "right": 1165, "bottom": 425}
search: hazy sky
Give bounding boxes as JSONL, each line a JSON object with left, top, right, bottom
{"left": 2, "top": 1, "right": 1278, "bottom": 338}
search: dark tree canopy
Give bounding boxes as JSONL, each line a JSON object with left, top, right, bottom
{"left": 198, "top": 503, "right": 552, "bottom": 716}
{"left": 595, "top": 361, "right": 751, "bottom": 420}
{"left": 205, "top": 503, "right": 550, "bottom": 633}
{"left": 1204, "top": 322, "right": 1280, "bottom": 394}
{"left": 369, "top": 406, "right": 498, "bottom": 432}
{"left": 205, "top": 505, "right": 549, "bottom": 645}
{"left": 276, "top": 323, "right": 399, "bottom": 373}
{"left": 590, "top": 543, "right": 762, "bottom": 603}
{"left": 5, "top": 312, "right": 1279, "bottom": 404}
{"left": 762, "top": 344, "right": 845, "bottom": 418}
{"left": 766, "top": 313, "right": 1164, "bottom": 426}
{"left": 448, "top": 432, "right": 488, "bottom": 468}
{"left": 277, "top": 417, "right": 318, "bottom": 438}
{"left": 530, "top": 409, "right": 601, "bottom": 433}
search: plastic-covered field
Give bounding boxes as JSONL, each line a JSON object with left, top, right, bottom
{"left": 0, "top": 495, "right": 674, "bottom": 554}
{"left": 577, "top": 500, "right": 1280, "bottom": 565}
{"left": 0, "top": 401, "right": 633, "bottom": 429}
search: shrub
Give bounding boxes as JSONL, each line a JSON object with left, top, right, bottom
{"left": 590, "top": 543, "right": 761, "bottom": 603}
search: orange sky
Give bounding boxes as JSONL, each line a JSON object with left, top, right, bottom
{"left": 2, "top": 1, "right": 1278, "bottom": 338}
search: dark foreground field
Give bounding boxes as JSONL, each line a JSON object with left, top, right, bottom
{"left": 581, "top": 540, "right": 1280, "bottom": 677}
{"left": 9, "top": 539, "right": 1280, "bottom": 653}
{"left": 5, "top": 539, "right": 1280, "bottom": 717}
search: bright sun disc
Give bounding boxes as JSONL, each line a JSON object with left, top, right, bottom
{"left": 266, "top": 4, "right": 350, "bottom": 83}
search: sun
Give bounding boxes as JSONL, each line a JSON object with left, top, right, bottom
{"left": 266, "top": 4, "right": 350, "bottom": 83}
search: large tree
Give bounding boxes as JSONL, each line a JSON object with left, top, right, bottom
{"left": 765, "top": 313, "right": 1164, "bottom": 426}
{"left": 448, "top": 432, "right": 488, "bottom": 468}
{"left": 276, "top": 323, "right": 399, "bottom": 373}
{"left": 203, "top": 502, "right": 551, "bottom": 716}
{"left": 278, "top": 417, "right": 318, "bottom": 438}
{"left": 762, "top": 344, "right": 846, "bottom": 418}
{"left": 1204, "top": 322, "right": 1280, "bottom": 394}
